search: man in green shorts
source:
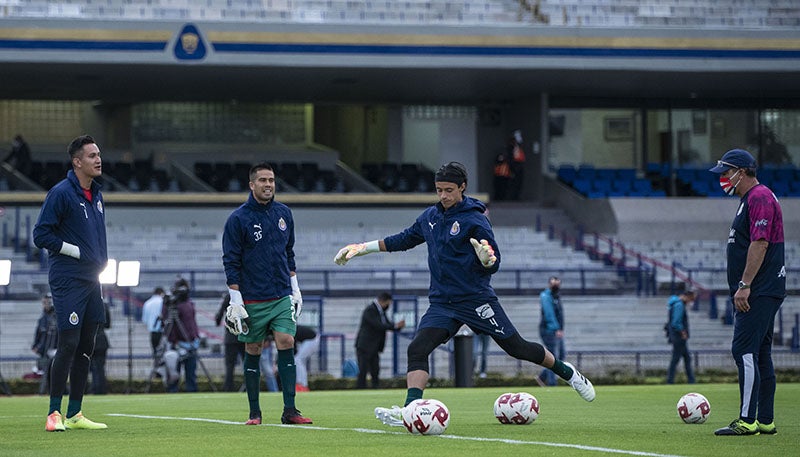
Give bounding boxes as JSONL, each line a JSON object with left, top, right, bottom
{"left": 222, "top": 162, "right": 312, "bottom": 425}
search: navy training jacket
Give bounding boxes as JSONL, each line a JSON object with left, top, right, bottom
{"left": 222, "top": 193, "right": 295, "bottom": 301}
{"left": 383, "top": 196, "right": 500, "bottom": 304}
{"left": 33, "top": 170, "right": 108, "bottom": 280}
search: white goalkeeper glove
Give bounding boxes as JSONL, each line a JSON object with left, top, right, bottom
{"left": 334, "top": 240, "right": 380, "bottom": 266}
{"left": 225, "top": 288, "right": 249, "bottom": 335}
{"left": 290, "top": 275, "right": 303, "bottom": 318}
{"left": 59, "top": 241, "right": 80, "bottom": 259}
{"left": 469, "top": 238, "right": 497, "bottom": 268}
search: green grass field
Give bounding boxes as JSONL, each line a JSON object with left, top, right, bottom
{"left": 2, "top": 383, "right": 797, "bottom": 457}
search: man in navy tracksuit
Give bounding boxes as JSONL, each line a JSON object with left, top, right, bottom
{"left": 222, "top": 162, "right": 311, "bottom": 426}
{"left": 33, "top": 135, "right": 108, "bottom": 432}
{"left": 710, "top": 149, "right": 785, "bottom": 436}
{"left": 334, "top": 162, "right": 595, "bottom": 427}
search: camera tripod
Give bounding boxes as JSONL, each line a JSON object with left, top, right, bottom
{"left": 145, "top": 303, "right": 217, "bottom": 393}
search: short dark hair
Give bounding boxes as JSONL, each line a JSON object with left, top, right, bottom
{"left": 434, "top": 161, "right": 468, "bottom": 186}
{"left": 154, "top": 287, "right": 165, "bottom": 295}
{"left": 249, "top": 162, "right": 274, "bottom": 182}
{"left": 67, "top": 135, "right": 96, "bottom": 159}
{"left": 377, "top": 292, "right": 392, "bottom": 302}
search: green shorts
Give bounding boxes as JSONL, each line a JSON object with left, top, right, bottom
{"left": 238, "top": 296, "right": 296, "bottom": 343}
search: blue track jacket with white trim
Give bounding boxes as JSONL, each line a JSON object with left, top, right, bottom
{"left": 383, "top": 196, "right": 500, "bottom": 304}
{"left": 222, "top": 193, "right": 295, "bottom": 301}
{"left": 33, "top": 170, "right": 108, "bottom": 280}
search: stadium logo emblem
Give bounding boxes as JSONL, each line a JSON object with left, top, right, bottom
{"left": 449, "top": 221, "right": 460, "bottom": 236}
{"left": 69, "top": 312, "right": 79, "bottom": 326}
{"left": 475, "top": 303, "right": 494, "bottom": 319}
{"left": 278, "top": 217, "right": 287, "bottom": 231}
{"left": 174, "top": 24, "right": 206, "bottom": 61}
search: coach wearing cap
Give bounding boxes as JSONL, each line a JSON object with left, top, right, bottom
{"left": 708, "top": 148, "right": 786, "bottom": 436}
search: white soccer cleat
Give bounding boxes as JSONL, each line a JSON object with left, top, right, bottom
{"left": 564, "top": 362, "right": 595, "bottom": 402}
{"left": 374, "top": 405, "right": 404, "bottom": 427}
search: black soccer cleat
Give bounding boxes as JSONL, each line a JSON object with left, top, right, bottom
{"left": 281, "top": 408, "right": 313, "bottom": 425}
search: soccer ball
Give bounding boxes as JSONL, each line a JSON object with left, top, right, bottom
{"left": 677, "top": 393, "right": 711, "bottom": 424}
{"left": 402, "top": 399, "right": 450, "bottom": 435}
{"left": 494, "top": 392, "right": 539, "bottom": 425}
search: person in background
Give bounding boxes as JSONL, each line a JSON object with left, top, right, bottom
{"left": 33, "top": 134, "right": 108, "bottom": 431}
{"left": 538, "top": 276, "right": 565, "bottom": 386}
{"left": 293, "top": 325, "right": 320, "bottom": 392}
{"left": 355, "top": 292, "right": 405, "bottom": 389}
{"left": 90, "top": 301, "right": 111, "bottom": 394}
{"left": 32, "top": 292, "right": 58, "bottom": 394}
{"left": 335, "top": 162, "right": 594, "bottom": 428}
{"left": 473, "top": 333, "right": 490, "bottom": 379}
{"left": 709, "top": 148, "right": 785, "bottom": 436}
{"left": 141, "top": 287, "right": 165, "bottom": 357}
{"left": 260, "top": 338, "right": 279, "bottom": 392}
{"left": 507, "top": 130, "right": 526, "bottom": 200}
{"left": 4, "top": 134, "right": 32, "bottom": 177}
{"left": 161, "top": 278, "right": 200, "bottom": 393}
{"left": 215, "top": 292, "right": 246, "bottom": 392}
{"left": 666, "top": 289, "right": 696, "bottom": 384}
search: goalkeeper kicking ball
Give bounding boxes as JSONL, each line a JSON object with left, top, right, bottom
{"left": 677, "top": 393, "right": 711, "bottom": 424}
{"left": 494, "top": 392, "right": 539, "bottom": 425}
{"left": 402, "top": 399, "right": 450, "bottom": 435}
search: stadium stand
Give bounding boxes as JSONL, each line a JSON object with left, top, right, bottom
{"left": 2, "top": 0, "right": 799, "bottom": 28}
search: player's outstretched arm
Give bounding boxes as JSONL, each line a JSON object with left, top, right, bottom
{"left": 334, "top": 240, "right": 382, "bottom": 265}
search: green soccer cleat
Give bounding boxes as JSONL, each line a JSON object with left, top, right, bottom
{"left": 714, "top": 419, "right": 759, "bottom": 436}
{"left": 64, "top": 412, "right": 107, "bottom": 430}
{"left": 757, "top": 421, "right": 777, "bottom": 435}
{"left": 45, "top": 411, "right": 65, "bottom": 432}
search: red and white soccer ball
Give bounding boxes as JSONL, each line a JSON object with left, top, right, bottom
{"left": 402, "top": 399, "right": 450, "bottom": 435}
{"left": 494, "top": 392, "right": 540, "bottom": 425}
{"left": 677, "top": 392, "right": 711, "bottom": 424}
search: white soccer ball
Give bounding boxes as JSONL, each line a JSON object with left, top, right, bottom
{"left": 402, "top": 399, "right": 450, "bottom": 435}
{"left": 494, "top": 392, "right": 539, "bottom": 425}
{"left": 677, "top": 392, "right": 711, "bottom": 424}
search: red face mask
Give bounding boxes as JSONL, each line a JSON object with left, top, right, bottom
{"left": 719, "top": 169, "right": 741, "bottom": 196}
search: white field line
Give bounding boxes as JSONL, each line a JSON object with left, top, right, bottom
{"left": 108, "top": 413, "right": 687, "bottom": 457}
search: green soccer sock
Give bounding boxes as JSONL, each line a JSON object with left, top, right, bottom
{"left": 551, "top": 360, "right": 573, "bottom": 381}
{"left": 243, "top": 352, "right": 261, "bottom": 414}
{"left": 66, "top": 399, "right": 82, "bottom": 418}
{"left": 404, "top": 388, "right": 424, "bottom": 407}
{"left": 48, "top": 397, "right": 62, "bottom": 415}
{"left": 277, "top": 349, "right": 296, "bottom": 409}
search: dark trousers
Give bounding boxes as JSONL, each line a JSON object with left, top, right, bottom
{"left": 356, "top": 348, "right": 381, "bottom": 389}
{"left": 667, "top": 338, "right": 695, "bottom": 384}
{"left": 90, "top": 349, "right": 108, "bottom": 394}
{"left": 223, "top": 342, "right": 245, "bottom": 392}
{"left": 150, "top": 332, "right": 163, "bottom": 354}
{"left": 731, "top": 295, "right": 783, "bottom": 422}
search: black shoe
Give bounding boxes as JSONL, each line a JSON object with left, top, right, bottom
{"left": 281, "top": 408, "right": 312, "bottom": 424}
{"left": 245, "top": 410, "right": 262, "bottom": 425}
{"left": 714, "top": 419, "right": 759, "bottom": 436}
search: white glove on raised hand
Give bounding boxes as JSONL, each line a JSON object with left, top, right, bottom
{"left": 469, "top": 238, "right": 497, "bottom": 268}
{"left": 59, "top": 241, "right": 80, "bottom": 259}
{"left": 290, "top": 275, "right": 303, "bottom": 318}
{"left": 334, "top": 240, "right": 380, "bottom": 266}
{"left": 225, "top": 288, "right": 249, "bottom": 335}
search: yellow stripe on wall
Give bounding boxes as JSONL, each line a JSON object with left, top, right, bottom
{"left": 0, "top": 28, "right": 173, "bottom": 41}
